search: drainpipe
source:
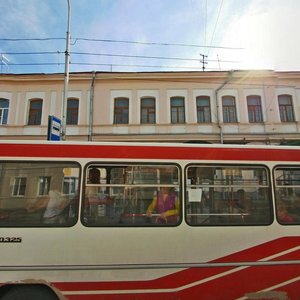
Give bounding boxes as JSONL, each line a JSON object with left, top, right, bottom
{"left": 215, "top": 70, "right": 234, "bottom": 144}
{"left": 88, "top": 71, "right": 96, "bottom": 141}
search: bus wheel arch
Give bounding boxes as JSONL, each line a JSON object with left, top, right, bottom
{"left": 0, "top": 283, "right": 63, "bottom": 300}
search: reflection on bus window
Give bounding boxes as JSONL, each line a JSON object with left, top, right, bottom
{"left": 83, "top": 164, "right": 180, "bottom": 226}
{"left": 0, "top": 162, "right": 80, "bottom": 227}
{"left": 186, "top": 165, "right": 272, "bottom": 226}
{"left": 274, "top": 167, "right": 300, "bottom": 224}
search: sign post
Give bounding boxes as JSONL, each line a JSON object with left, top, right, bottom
{"left": 47, "top": 115, "right": 61, "bottom": 141}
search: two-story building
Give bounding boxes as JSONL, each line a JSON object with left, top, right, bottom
{"left": 1, "top": 70, "right": 300, "bottom": 144}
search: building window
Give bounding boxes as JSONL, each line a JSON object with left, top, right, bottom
{"left": 63, "top": 177, "right": 79, "bottom": 195}
{"left": 0, "top": 98, "right": 9, "bottom": 125}
{"left": 196, "top": 96, "right": 211, "bottom": 123}
{"left": 67, "top": 98, "right": 79, "bottom": 125}
{"left": 114, "top": 97, "right": 129, "bottom": 124}
{"left": 38, "top": 176, "right": 51, "bottom": 196}
{"left": 12, "top": 177, "right": 27, "bottom": 197}
{"left": 222, "top": 96, "right": 237, "bottom": 123}
{"left": 28, "top": 99, "right": 43, "bottom": 125}
{"left": 247, "top": 95, "right": 263, "bottom": 123}
{"left": 171, "top": 97, "right": 185, "bottom": 124}
{"left": 141, "top": 97, "right": 156, "bottom": 124}
{"left": 278, "top": 94, "right": 295, "bottom": 122}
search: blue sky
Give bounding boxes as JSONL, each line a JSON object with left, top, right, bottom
{"left": 1, "top": 0, "right": 300, "bottom": 74}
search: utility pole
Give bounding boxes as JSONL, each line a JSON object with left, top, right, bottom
{"left": 200, "top": 53, "right": 208, "bottom": 72}
{"left": 61, "top": 0, "right": 71, "bottom": 141}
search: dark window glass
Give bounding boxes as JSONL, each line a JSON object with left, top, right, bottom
{"left": 186, "top": 165, "right": 272, "bottom": 226}
{"left": 196, "top": 96, "right": 211, "bottom": 123}
{"left": 28, "top": 99, "right": 43, "bottom": 125}
{"left": 141, "top": 97, "right": 156, "bottom": 124}
{"left": 0, "top": 162, "right": 80, "bottom": 227}
{"left": 274, "top": 167, "right": 300, "bottom": 225}
{"left": 114, "top": 98, "right": 129, "bottom": 124}
{"left": 83, "top": 164, "right": 180, "bottom": 227}
{"left": 247, "top": 95, "right": 263, "bottom": 123}
{"left": 67, "top": 98, "right": 79, "bottom": 125}
{"left": 278, "top": 95, "right": 295, "bottom": 122}
{"left": 0, "top": 98, "right": 9, "bottom": 125}
{"left": 222, "top": 96, "right": 237, "bottom": 123}
{"left": 171, "top": 97, "right": 185, "bottom": 124}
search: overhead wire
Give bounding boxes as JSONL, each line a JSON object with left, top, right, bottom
{"left": 205, "top": 0, "right": 224, "bottom": 69}
{"left": 0, "top": 35, "right": 244, "bottom": 72}
{"left": 1, "top": 51, "right": 241, "bottom": 64}
{"left": 206, "top": 0, "right": 224, "bottom": 57}
{"left": 0, "top": 37, "right": 244, "bottom": 50}
{"left": 6, "top": 62, "right": 204, "bottom": 71}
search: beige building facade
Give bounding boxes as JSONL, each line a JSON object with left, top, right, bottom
{"left": 1, "top": 70, "right": 300, "bottom": 144}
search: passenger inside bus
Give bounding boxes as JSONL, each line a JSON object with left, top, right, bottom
{"left": 85, "top": 167, "right": 113, "bottom": 223}
{"left": 229, "top": 189, "right": 251, "bottom": 214}
{"left": 146, "top": 187, "right": 179, "bottom": 224}
{"left": 88, "top": 167, "right": 100, "bottom": 184}
{"left": 290, "top": 195, "right": 300, "bottom": 217}
{"left": 276, "top": 201, "right": 296, "bottom": 224}
{"left": 275, "top": 191, "right": 300, "bottom": 224}
{"left": 26, "top": 169, "right": 73, "bottom": 225}
{"left": 26, "top": 190, "right": 71, "bottom": 224}
{"left": 83, "top": 164, "right": 180, "bottom": 226}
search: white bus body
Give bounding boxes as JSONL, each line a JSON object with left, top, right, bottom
{"left": 0, "top": 141, "right": 299, "bottom": 300}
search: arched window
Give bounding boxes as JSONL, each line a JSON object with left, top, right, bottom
{"left": 196, "top": 96, "right": 211, "bottom": 123}
{"left": 141, "top": 97, "right": 156, "bottom": 124}
{"left": 222, "top": 96, "right": 237, "bottom": 123}
{"left": 0, "top": 98, "right": 9, "bottom": 125}
{"left": 114, "top": 97, "right": 129, "bottom": 124}
{"left": 278, "top": 94, "right": 295, "bottom": 122}
{"left": 28, "top": 99, "right": 43, "bottom": 125}
{"left": 67, "top": 98, "right": 79, "bottom": 125}
{"left": 247, "top": 95, "right": 263, "bottom": 123}
{"left": 171, "top": 96, "right": 185, "bottom": 124}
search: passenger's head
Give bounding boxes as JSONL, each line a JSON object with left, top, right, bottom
{"left": 160, "top": 187, "right": 173, "bottom": 194}
{"left": 88, "top": 167, "right": 100, "bottom": 184}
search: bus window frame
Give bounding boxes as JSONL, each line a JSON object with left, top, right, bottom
{"left": 184, "top": 163, "right": 274, "bottom": 227}
{"left": 0, "top": 160, "right": 81, "bottom": 228}
{"left": 81, "top": 161, "right": 182, "bottom": 227}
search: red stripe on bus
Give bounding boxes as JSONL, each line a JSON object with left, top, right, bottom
{"left": 53, "top": 237, "right": 300, "bottom": 299}
{"left": 60, "top": 262, "right": 300, "bottom": 300}
{"left": 212, "top": 236, "right": 300, "bottom": 263}
{"left": 58, "top": 264, "right": 300, "bottom": 300}
{"left": 1, "top": 143, "right": 300, "bottom": 161}
{"left": 180, "top": 263, "right": 300, "bottom": 300}
{"left": 279, "top": 280, "right": 300, "bottom": 300}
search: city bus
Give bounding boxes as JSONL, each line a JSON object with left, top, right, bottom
{"left": 0, "top": 140, "right": 299, "bottom": 300}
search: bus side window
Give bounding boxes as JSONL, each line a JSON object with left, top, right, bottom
{"left": 186, "top": 165, "right": 272, "bottom": 226}
{"left": 0, "top": 162, "right": 79, "bottom": 227}
{"left": 83, "top": 164, "right": 180, "bottom": 227}
{"left": 274, "top": 167, "right": 300, "bottom": 225}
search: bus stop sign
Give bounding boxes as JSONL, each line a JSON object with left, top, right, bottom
{"left": 47, "top": 115, "right": 61, "bottom": 141}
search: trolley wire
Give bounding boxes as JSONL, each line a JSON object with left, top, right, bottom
{"left": 2, "top": 51, "right": 241, "bottom": 64}
{"left": 0, "top": 36, "right": 245, "bottom": 73}
{"left": 0, "top": 37, "right": 244, "bottom": 50}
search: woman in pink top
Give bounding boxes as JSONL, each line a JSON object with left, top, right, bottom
{"left": 146, "top": 187, "right": 179, "bottom": 224}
